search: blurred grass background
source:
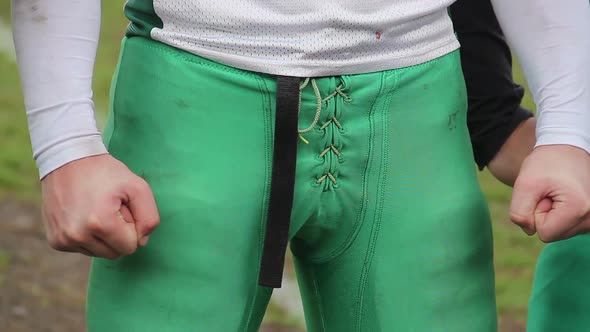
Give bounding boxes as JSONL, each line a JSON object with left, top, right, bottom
{"left": 0, "top": 1, "right": 543, "bottom": 329}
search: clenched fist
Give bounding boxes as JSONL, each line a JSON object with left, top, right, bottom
{"left": 511, "top": 145, "right": 590, "bottom": 242}
{"left": 41, "top": 154, "right": 160, "bottom": 259}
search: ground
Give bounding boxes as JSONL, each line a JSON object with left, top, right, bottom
{"left": 0, "top": 200, "right": 88, "bottom": 332}
{"left": 0, "top": 0, "right": 543, "bottom": 331}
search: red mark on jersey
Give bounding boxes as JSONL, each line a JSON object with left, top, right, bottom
{"left": 375, "top": 31, "right": 382, "bottom": 40}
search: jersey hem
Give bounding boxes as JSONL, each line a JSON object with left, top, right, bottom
{"left": 149, "top": 34, "right": 460, "bottom": 77}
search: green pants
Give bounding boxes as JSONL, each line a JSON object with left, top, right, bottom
{"left": 86, "top": 37, "right": 497, "bottom": 331}
{"left": 527, "top": 234, "right": 590, "bottom": 332}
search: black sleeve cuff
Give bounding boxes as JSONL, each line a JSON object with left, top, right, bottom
{"left": 469, "top": 104, "right": 533, "bottom": 170}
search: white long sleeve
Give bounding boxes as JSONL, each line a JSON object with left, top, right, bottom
{"left": 491, "top": 0, "right": 590, "bottom": 153}
{"left": 11, "top": 0, "right": 106, "bottom": 179}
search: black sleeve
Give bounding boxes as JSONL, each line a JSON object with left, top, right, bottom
{"left": 450, "top": 0, "right": 534, "bottom": 170}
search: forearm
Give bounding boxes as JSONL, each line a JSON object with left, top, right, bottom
{"left": 11, "top": 0, "right": 106, "bottom": 179}
{"left": 487, "top": 117, "right": 536, "bottom": 187}
{"left": 491, "top": 0, "right": 590, "bottom": 153}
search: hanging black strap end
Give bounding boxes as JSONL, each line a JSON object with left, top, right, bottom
{"left": 257, "top": 76, "right": 301, "bottom": 288}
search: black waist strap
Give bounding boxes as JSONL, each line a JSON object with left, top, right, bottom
{"left": 258, "top": 76, "right": 300, "bottom": 288}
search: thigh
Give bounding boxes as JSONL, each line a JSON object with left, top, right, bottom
{"left": 86, "top": 37, "right": 274, "bottom": 332}
{"left": 527, "top": 234, "right": 590, "bottom": 332}
{"left": 294, "top": 51, "right": 497, "bottom": 332}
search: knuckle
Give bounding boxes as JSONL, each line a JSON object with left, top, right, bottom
{"left": 120, "top": 244, "right": 137, "bottom": 256}
{"left": 129, "top": 177, "right": 150, "bottom": 196}
{"left": 64, "top": 229, "right": 86, "bottom": 245}
{"left": 138, "top": 178, "right": 151, "bottom": 192}
{"left": 539, "top": 233, "right": 557, "bottom": 243}
{"left": 86, "top": 215, "right": 105, "bottom": 234}
{"left": 147, "top": 217, "right": 160, "bottom": 229}
{"left": 48, "top": 233, "right": 71, "bottom": 251}
{"left": 139, "top": 218, "right": 160, "bottom": 237}
{"left": 538, "top": 234, "right": 551, "bottom": 243}
{"left": 87, "top": 215, "right": 116, "bottom": 235}
{"left": 126, "top": 183, "right": 139, "bottom": 197}
{"left": 537, "top": 229, "right": 559, "bottom": 243}
{"left": 47, "top": 236, "right": 63, "bottom": 251}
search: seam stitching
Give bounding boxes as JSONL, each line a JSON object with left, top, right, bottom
{"left": 243, "top": 75, "right": 272, "bottom": 331}
{"left": 355, "top": 71, "right": 395, "bottom": 331}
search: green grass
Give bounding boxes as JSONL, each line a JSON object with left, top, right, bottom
{"left": 0, "top": 249, "right": 11, "bottom": 268}
{"left": 0, "top": 249, "right": 11, "bottom": 288}
{"left": 264, "top": 301, "right": 306, "bottom": 330}
{"left": 0, "top": 37, "right": 38, "bottom": 201}
{"left": 0, "top": 0, "right": 543, "bottom": 326}
{"left": 0, "top": 2, "right": 9, "bottom": 18}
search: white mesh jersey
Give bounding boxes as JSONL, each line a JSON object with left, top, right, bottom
{"left": 126, "top": 0, "right": 459, "bottom": 77}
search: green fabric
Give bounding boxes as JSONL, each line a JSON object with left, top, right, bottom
{"left": 124, "top": 0, "right": 162, "bottom": 38}
{"left": 527, "top": 234, "right": 590, "bottom": 332}
{"left": 86, "top": 36, "right": 497, "bottom": 331}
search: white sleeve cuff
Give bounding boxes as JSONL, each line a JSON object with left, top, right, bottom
{"left": 535, "top": 106, "right": 590, "bottom": 154}
{"left": 38, "top": 135, "right": 108, "bottom": 179}
{"left": 535, "top": 130, "right": 590, "bottom": 154}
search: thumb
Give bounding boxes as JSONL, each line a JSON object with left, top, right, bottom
{"left": 119, "top": 204, "right": 134, "bottom": 224}
{"left": 510, "top": 179, "right": 545, "bottom": 235}
{"left": 532, "top": 197, "right": 552, "bottom": 232}
{"left": 536, "top": 200, "right": 578, "bottom": 242}
{"left": 124, "top": 177, "right": 160, "bottom": 246}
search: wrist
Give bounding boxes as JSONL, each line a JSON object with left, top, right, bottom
{"left": 488, "top": 117, "right": 536, "bottom": 186}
